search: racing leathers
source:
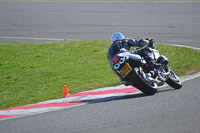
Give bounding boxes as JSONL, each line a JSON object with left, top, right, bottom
{"left": 107, "top": 38, "right": 158, "bottom": 85}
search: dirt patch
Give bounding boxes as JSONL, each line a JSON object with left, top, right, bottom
{"left": 185, "top": 67, "right": 200, "bottom": 75}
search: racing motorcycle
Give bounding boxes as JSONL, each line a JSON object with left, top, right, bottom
{"left": 112, "top": 45, "right": 182, "bottom": 95}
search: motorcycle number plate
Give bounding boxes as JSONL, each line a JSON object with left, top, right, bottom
{"left": 120, "top": 63, "right": 132, "bottom": 78}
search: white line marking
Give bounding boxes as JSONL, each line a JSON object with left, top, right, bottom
{"left": 0, "top": 36, "right": 79, "bottom": 41}
{"left": 0, "top": 91, "right": 139, "bottom": 115}
{"left": 0, "top": 91, "right": 141, "bottom": 121}
{"left": 0, "top": 36, "right": 64, "bottom": 41}
{"left": 162, "top": 43, "right": 200, "bottom": 51}
{"left": 181, "top": 72, "right": 200, "bottom": 82}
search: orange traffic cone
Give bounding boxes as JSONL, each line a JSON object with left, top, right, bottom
{"left": 63, "top": 85, "right": 70, "bottom": 96}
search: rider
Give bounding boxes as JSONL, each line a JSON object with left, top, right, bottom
{"left": 107, "top": 32, "right": 160, "bottom": 86}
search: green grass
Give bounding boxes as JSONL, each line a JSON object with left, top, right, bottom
{"left": 0, "top": 41, "right": 200, "bottom": 109}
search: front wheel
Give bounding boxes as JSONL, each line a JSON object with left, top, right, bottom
{"left": 129, "top": 67, "right": 158, "bottom": 95}
{"left": 166, "top": 69, "right": 182, "bottom": 89}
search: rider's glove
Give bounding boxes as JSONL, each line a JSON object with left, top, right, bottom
{"left": 138, "top": 39, "right": 149, "bottom": 47}
{"left": 145, "top": 38, "right": 154, "bottom": 42}
{"left": 148, "top": 39, "right": 155, "bottom": 49}
{"left": 149, "top": 39, "right": 154, "bottom": 43}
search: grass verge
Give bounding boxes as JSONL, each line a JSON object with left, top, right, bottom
{"left": 0, "top": 40, "right": 200, "bottom": 109}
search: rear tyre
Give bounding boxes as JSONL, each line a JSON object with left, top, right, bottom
{"left": 166, "top": 70, "right": 182, "bottom": 89}
{"left": 129, "top": 67, "right": 158, "bottom": 95}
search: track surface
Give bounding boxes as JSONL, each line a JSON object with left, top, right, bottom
{"left": 0, "top": 77, "right": 200, "bottom": 133}
{"left": 0, "top": 1, "right": 200, "bottom": 133}
{"left": 0, "top": 1, "right": 200, "bottom": 46}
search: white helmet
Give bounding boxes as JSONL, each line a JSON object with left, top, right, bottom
{"left": 111, "top": 32, "right": 125, "bottom": 42}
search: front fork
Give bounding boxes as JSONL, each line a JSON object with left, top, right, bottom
{"left": 155, "top": 64, "right": 170, "bottom": 86}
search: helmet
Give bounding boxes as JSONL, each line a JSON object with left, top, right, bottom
{"left": 111, "top": 32, "right": 125, "bottom": 42}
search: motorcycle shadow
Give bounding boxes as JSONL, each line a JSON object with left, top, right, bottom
{"left": 87, "top": 88, "right": 176, "bottom": 104}
{"left": 158, "top": 87, "right": 175, "bottom": 93}
{"left": 87, "top": 93, "right": 147, "bottom": 104}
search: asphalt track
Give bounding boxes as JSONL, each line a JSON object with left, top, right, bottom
{"left": 0, "top": 1, "right": 200, "bottom": 47}
{"left": 0, "top": 76, "right": 200, "bottom": 133}
{"left": 0, "top": 1, "right": 200, "bottom": 133}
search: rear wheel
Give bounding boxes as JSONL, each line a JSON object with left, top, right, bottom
{"left": 128, "top": 67, "right": 158, "bottom": 95}
{"left": 166, "top": 69, "right": 182, "bottom": 89}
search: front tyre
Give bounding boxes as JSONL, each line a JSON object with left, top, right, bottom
{"left": 166, "top": 69, "right": 182, "bottom": 89}
{"left": 130, "top": 67, "right": 158, "bottom": 95}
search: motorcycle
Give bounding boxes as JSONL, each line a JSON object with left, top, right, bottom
{"left": 111, "top": 45, "right": 182, "bottom": 95}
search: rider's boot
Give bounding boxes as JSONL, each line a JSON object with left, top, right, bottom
{"left": 144, "top": 56, "right": 161, "bottom": 71}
